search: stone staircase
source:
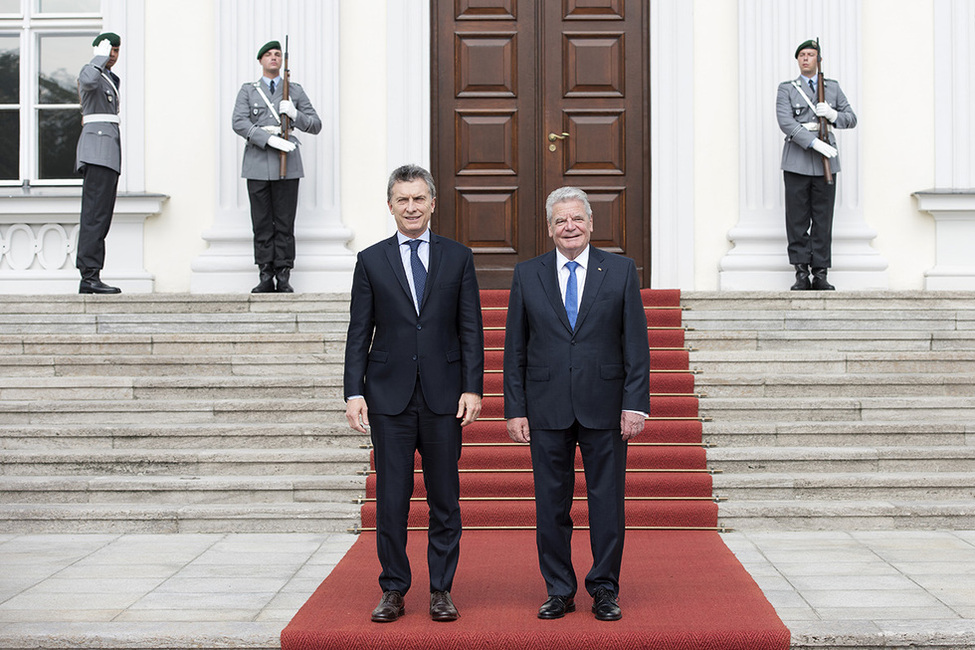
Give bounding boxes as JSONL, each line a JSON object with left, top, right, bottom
{"left": 684, "top": 291, "right": 975, "bottom": 531}
{"left": 0, "top": 294, "right": 368, "bottom": 533}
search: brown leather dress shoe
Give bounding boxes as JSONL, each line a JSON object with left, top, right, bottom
{"left": 371, "top": 590, "right": 405, "bottom": 622}
{"left": 430, "top": 590, "right": 459, "bottom": 621}
{"left": 538, "top": 595, "right": 575, "bottom": 619}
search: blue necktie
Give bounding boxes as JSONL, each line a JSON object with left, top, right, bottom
{"left": 565, "top": 260, "right": 579, "bottom": 329}
{"left": 407, "top": 239, "right": 426, "bottom": 308}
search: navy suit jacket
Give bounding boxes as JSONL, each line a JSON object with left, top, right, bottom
{"left": 503, "top": 247, "right": 650, "bottom": 431}
{"left": 344, "top": 233, "right": 484, "bottom": 416}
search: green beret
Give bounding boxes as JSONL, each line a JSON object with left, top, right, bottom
{"left": 257, "top": 40, "right": 281, "bottom": 60}
{"left": 795, "top": 39, "right": 819, "bottom": 58}
{"left": 92, "top": 32, "right": 121, "bottom": 47}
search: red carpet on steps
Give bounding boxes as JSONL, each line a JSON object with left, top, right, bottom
{"left": 281, "top": 289, "right": 790, "bottom": 649}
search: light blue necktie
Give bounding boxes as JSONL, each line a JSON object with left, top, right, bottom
{"left": 407, "top": 239, "right": 426, "bottom": 308}
{"left": 565, "top": 260, "right": 579, "bottom": 329}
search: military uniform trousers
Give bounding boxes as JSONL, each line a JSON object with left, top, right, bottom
{"left": 784, "top": 170, "right": 838, "bottom": 269}
{"left": 246, "top": 178, "right": 299, "bottom": 268}
{"left": 76, "top": 164, "right": 120, "bottom": 273}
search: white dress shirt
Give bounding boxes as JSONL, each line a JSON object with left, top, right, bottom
{"left": 555, "top": 245, "right": 590, "bottom": 313}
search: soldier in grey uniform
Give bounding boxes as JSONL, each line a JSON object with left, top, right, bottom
{"left": 232, "top": 40, "right": 322, "bottom": 293}
{"left": 75, "top": 32, "right": 122, "bottom": 294}
{"left": 776, "top": 39, "right": 857, "bottom": 290}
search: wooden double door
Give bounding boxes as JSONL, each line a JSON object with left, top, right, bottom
{"left": 431, "top": 0, "right": 650, "bottom": 289}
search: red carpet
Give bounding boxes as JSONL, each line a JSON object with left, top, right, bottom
{"left": 281, "top": 289, "right": 790, "bottom": 649}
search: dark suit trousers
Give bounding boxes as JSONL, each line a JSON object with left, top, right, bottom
{"left": 370, "top": 379, "right": 463, "bottom": 595}
{"left": 784, "top": 170, "right": 838, "bottom": 268}
{"left": 76, "top": 164, "right": 119, "bottom": 272}
{"left": 530, "top": 421, "right": 628, "bottom": 598}
{"left": 246, "top": 178, "right": 298, "bottom": 268}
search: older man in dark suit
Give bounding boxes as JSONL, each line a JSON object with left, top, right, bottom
{"left": 504, "top": 186, "right": 650, "bottom": 622}
{"left": 344, "top": 164, "right": 484, "bottom": 623}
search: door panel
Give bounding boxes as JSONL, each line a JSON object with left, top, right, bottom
{"left": 433, "top": 0, "right": 648, "bottom": 288}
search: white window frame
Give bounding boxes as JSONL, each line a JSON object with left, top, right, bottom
{"left": 0, "top": 0, "right": 102, "bottom": 187}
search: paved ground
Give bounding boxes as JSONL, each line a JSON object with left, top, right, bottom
{"left": 1, "top": 531, "right": 973, "bottom": 649}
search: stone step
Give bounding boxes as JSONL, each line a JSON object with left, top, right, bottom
{"left": 0, "top": 292, "right": 351, "bottom": 315}
{"left": 696, "top": 373, "right": 975, "bottom": 398}
{"left": 702, "top": 421, "right": 973, "bottom": 448}
{"left": 0, "top": 423, "right": 368, "bottom": 450}
{"left": 707, "top": 446, "right": 975, "bottom": 473}
{"left": 0, "top": 376, "right": 343, "bottom": 401}
{"left": 0, "top": 449, "right": 372, "bottom": 476}
{"left": 683, "top": 308, "right": 975, "bottom": 333}
{"left": 0, "top": 398, "right": 347, "bottom": 424}
{"left": 681, "top": 290, "right": 975, "bottom": 312}
{"left": 0, "top": 475, "right": 367, "bottom": 505}
{"left": 0, "top": 502, "right": 363, "bottom": 534}
{"left": 716, "top": 499, "right": 975, "bottom": 531}
{"left": 0, "top": 332, "right": 345, "bottom": 356}
{"left": 686, "top": 329, "right": 975, "bottom": 352}
{"left": 0, "top": 354, "right": 344, "bottom": 377}
{"left": 700, "top": 396, "right": 975, "bottom": 422}
{"left": 690, "top": 350, "right": 975, "bottom": 374}
{"left": 712, "top": 471, "right": 975, "bottom": 500}
{"left": 0, "top": 312, "right": 349, "bottom": 335}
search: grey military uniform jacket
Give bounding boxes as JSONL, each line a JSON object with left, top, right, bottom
{"left": 75, "top": 54, "right": 121, "bottom": 174}
{"left": 232, "top": 80, "right": 322, "bottom": 181}
{"left": 776, "top": 76, "right": 856, "bottom": 176}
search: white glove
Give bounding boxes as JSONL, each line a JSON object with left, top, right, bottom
{"left": 811, "top": 138, "right": 838, "bottom": 159}
{"left": 815, "top": 102, "right": 838, "bottom": 123}
{"left": 267, "top": 135, "right": 296, "bottom": 152}
{"left": 278, "top": 99, "right": 297, "bottom": 120}
{"left": 802, "top": 121, "right": 819, "bottom": 131}
{"left": 261, "top": 125, "right": 281, "bottom": 135}
{"left": 93, "top": 39, "right": 112, "bottom": 58}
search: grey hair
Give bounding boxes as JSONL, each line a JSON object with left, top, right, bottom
{"left": 544, "top": 186, "right": 592, "bottom": 223}
{"left": 387, "top": 164, "right": 437, "bottom": 202}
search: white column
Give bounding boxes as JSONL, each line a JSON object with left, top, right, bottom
{"left": 191, "top": 0, "right": 353, "bottom": 293}
{"left": 917, "top": 0, "right": 975, "bottom": 289}
{"left": 720, "top": 0, "right": 888, "bottom": 290}
{"left": 650, "top": 0, "right": 696, "bottom": 289}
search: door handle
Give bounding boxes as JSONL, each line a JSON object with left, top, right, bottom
{"left": 548, "top": 132, "right": 569, "bottom": 142}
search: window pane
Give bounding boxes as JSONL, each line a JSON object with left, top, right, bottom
{"left": 37, "top": 0, "right": 99, "bottom": 13}
{"left": 0, "top": 0, "right": 20, "bottom": 14}
{"left": 37, "top": 108, "right": 80, "bottom": 179}
{"left": 0, "top": 110, "right": 19, "bottom": 179}
{"left": 0, "top": 35, "right": 18, "bottom": 103}
{"left": 38, "top": 34, "right": 91, "bottom": 104}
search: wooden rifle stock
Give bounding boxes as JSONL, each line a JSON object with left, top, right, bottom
{"left": 279, "top": 36, "right": 290, "bottom": 179}
{"left": 816, "top": 41, "right": 834, "bottom": 185}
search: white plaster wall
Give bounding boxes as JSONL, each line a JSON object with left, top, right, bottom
{"left": 339, "top": 0, "right": 389, "bottom": 254}
{"left": 142, "top": 0, "right": 216, "bottom": 292}
{"left": 861, "top": 0, "right": 936, "bottom": 289}
{"left": 693, "top": 0, "right": 739, "bottom": 290}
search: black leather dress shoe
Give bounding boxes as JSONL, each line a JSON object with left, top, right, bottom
{"left": 790, "top": 264, "right": 811, "bottom": 291}
{"left": 592, "top": 587, "right": 622, "bottom": 621}
{"left": 810, "top": 268, "right": 835, "bottom": 290}
{"left": 371, "top": 590, "right": 405, "bottom": 622}
{"left": 430, "top": 590, "right": 459, "bottom": 621}
{"left": 538, "top": 595, "right": 575, "bottom": 619}
{"left": 79, "top": 278, "right": 121, "bottom": 294}
{"left": 274, "top": 267, "right": 294, "bottom": 293}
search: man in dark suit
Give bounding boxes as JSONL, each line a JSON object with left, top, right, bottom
{"left": 504, "top": 186, "right": 649, "bottom": 622}
{"left": 344, "top": 164, "right": 484, "bottom": 623}
{"left": 75, "top": 32, "right": 123, "bottom": 294}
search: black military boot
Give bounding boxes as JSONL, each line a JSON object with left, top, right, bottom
{"left": 274, "top": 267, "right": 294, "bottom": 293}
{"left": 811, "top": 267, "right": 835, "bottom": 291}
{"left": 79, "top": 269, "right": 121, "bottom": 294}
{"left": 251, "top": 264, "right": 275, "bottom": 293}
{"left": 790, "top": 264, "right": 811, "bottom": 291}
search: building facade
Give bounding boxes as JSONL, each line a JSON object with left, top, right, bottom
{"left": 1, "top": 0, "right": 973, "bottom": 294}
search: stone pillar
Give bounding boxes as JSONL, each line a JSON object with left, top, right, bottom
{"left": 191, "top": 0, "right": 354, "bottom": 293}
{"left": 719, "top": 0, "right": 888, "bottom": 290}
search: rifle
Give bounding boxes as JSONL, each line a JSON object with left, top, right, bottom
{"left": 816, "top": 38, "right": 834, "bottom": 185}
{"left": 279, "top": 35, "right": 290, "bottom": 179}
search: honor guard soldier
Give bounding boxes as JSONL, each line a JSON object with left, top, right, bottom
{"left": 75, "top": 32, "right": 123, "bottom": 294}
{"left": 776, "top": 39, "right": 857, "bottom": 290}
{"left": 232, "top": 40, "right": 322, "bottom": 293}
